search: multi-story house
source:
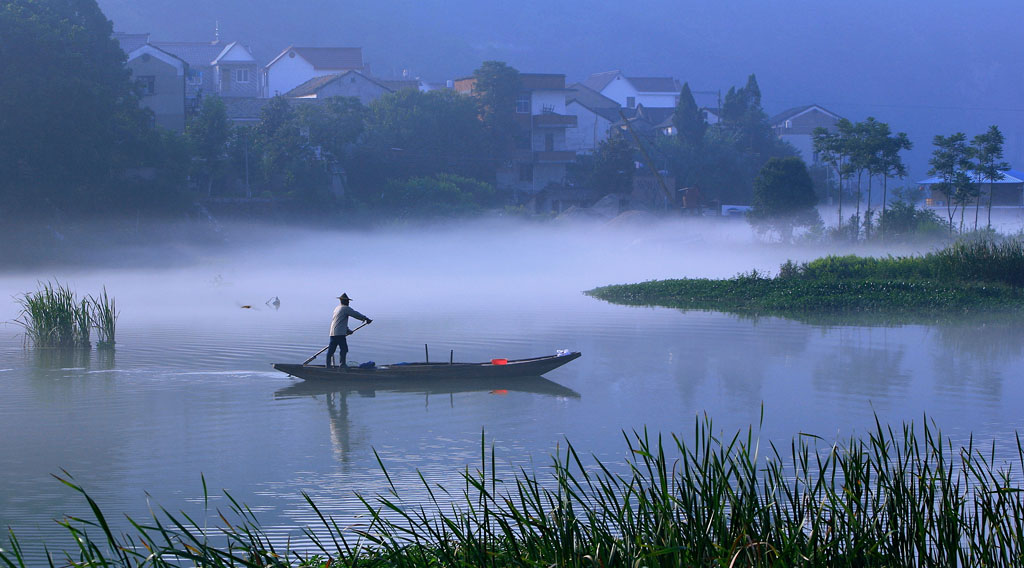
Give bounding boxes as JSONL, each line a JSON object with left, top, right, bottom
{"left": 769, "top": 104, "right": 843, "bottom": 163}
{"left": 113, "top": 33, "right": 187, "bottom": 132}
{"left": 455, "top": 73, "right": 578, "bottom": 198}
{"left": 581, "top": 70, "right": 681, "bottom": 109}
{"left": 264, "top": 47, "right": 365, "bottom": 98}
{"left": 148, "top": 38, "right": 260, "bottom": 111}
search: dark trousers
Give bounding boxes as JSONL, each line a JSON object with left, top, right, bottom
{"left": 326, "top": 335, "right": 348, "bottom": 367}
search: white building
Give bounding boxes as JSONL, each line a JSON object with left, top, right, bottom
{"left": 581, "top": 70, "right": 681, "bottom": 109}
{"left": 264, "top": 46, "right": 365, "bottom": 98}
{"left": 565, "top": 83, "right": 621, "bottom": 154}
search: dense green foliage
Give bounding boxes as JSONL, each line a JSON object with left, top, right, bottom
{"left": 657, "top": 74, "right": 796, "bottom": 206}
{"left": 0, "top": 0, "right": 185, "bottom": 215}
{"left": 378, "top": 174, "right": 497, "bottom": 217}
{"left": 748, "top": 156, "right": 821, "bottom": 242}
{"left": 587, "top": 239, "right": 1024, "bottom": 315}
{"left": 5, "top": 417, "right": 1024, "bottom": 566}
{"left": 878, "top": 198, "right": 946, "bottom": 239}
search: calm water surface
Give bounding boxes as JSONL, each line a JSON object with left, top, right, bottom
{"left": 2, "top": 219, "right": 1023, "bottom": 559}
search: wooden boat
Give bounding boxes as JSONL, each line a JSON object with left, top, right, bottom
{"left": 272, "top": 351, "right": 581, "bottom": 382}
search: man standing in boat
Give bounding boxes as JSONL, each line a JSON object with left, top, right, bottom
{"left": 327, "top": 293, "right": 371, "bottom": 368}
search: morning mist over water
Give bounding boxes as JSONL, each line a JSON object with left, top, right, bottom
{"left": 4, "top": 217, "right": 1024, "bottom": 560}
{"left": 6, "top": 0, "right": 1024, "bottom": 561}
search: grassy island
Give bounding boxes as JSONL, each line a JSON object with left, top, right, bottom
{"left": 587, "top": 239, "right": 1024, "bottom": 319}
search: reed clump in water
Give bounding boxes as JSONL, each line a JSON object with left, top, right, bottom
{"left": 90, "top": 286, "right": 117, "bottom": 349}
{"left": 15, "top": 281, "right": 117, "bottom": 349}
{"left": 3, "top": 415, "right": 1024, "bottom": 566}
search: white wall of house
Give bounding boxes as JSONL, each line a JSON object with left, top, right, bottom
{"left": 308, "top": 73, "right": 391, "bottom": 104}
{"left": 599, "top": 75, "right": 639, "bottom": 108}
{"left": 265, "top": 53, "right": 318, "bottom": 97}
{"left": 531, "top": 89, "right": 566, "bottom": 114}
{"left": 127, "top": 46, "right": 186, "bottom": 132}
{"left": 565, "top": 102, "right": 612, "bottom": 154}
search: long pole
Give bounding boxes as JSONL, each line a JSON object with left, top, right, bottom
{"left": 302, "top": 320, "right": 372, "bottom": 365}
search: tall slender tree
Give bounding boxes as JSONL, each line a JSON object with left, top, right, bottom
{"left": 673, "top": 82, "right": 707, "bottom": 149}
{"left": 928, "top": 133, "right": 973, "bottom": 234}
{"left": 812, "top": 119, "right": 854, "bottom": 230}
{"left": 186, "top": 95, "right": 231, "bottom": 197}
{"left": 971, "top": 125, "right": 1009, "bottom": 231}
{"left": 879, "top": 131, "right": 912, "bottom": 229}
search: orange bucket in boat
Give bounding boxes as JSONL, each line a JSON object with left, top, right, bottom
{"left": 491, "top": 358, "right": 508, "bottom": 365}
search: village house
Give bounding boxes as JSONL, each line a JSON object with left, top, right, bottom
{"left": 769, "top": 104, "right": 843, "bottom": 162}
{"left": 149, "top": 38, "right": 260, "bottom": 107}
{"left": 113, "top": 33, "right": 188, "bottom": 132}
{"left": 564, "top": 83, "right": 621, "bottom": 154}
{"left": 264, "top": 47, "right": 366, "bottom": 98}
{"left": 581, "top": 70, "right": 681, "bottom": 109}
{"left": 455, "top": 73, "right": 577, "bottom": 200}
{"left": 285, "top": 70, "right": 419, "bottom": 104}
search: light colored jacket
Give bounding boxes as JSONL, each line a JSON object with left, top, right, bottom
{"left": 330, "top": 304, "right": 368, "bottom": 337}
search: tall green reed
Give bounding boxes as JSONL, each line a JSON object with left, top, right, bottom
{"left": 15, "top": 281, "right": 117, "bottom": 349}
{"left": 3, "top": 415, "right": 1024, "bottom": 567}
{"left": 14, "top": 281, "right": 91, "bottom": 348}
{"left": 90, "top": 286, "right": 117, "bottom": 349}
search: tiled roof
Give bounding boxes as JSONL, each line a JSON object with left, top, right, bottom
{"left": 152, "top": 40, "right": 228, "bottom": 67}
{"left": 626, "top": 76, "right": 680, "bottom": 93}
{"left": 223, "top": 97, "right": 271, "bottom": 121}
{"left": 284, "top": 47, "right": 364, "bottom": 70}
{"left": 222, "top": 97, "right": 320, "bottom": 121}
{"left": 113, "top": 32, "right": 151, "bottom": 54}
{"left": 520, "top": 73, "right": 567, "bottom": 90}
{"left": 567, "top": 83, "right": 621, "bottom": 110}
{"left": 284, "top": 70, "right": 395, "bottom": 97}
{"left": 769, "top": 104, "right": 841, "bottom": 126}
{"left": 581, "top": 70, "right": 620, "bottom": 93}
{"left": 377, "top": 79, "right": 420, "bottom": 92}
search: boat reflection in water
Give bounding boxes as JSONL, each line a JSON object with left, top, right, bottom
{"left": 274, "top": 374, "right": 580, "bottom": 400}
{"left": 274, "top": 375, "right": 579, "bottom": 463}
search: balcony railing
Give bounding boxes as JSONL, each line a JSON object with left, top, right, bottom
{"left": 533, "top": 113, "right": 578, "bottom": 128}
{"left": 534, "top": 150, "right": 576, "bottom": 163}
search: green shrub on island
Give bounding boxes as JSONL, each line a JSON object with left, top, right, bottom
{"left": 587, "top": 238, "right": 1024, "bottom": 314}
{"left": 5, "top": 416, "right": 1024, "bottom": 566}
{"left": 379, "top": 174, "right": 498, "bottom": 218}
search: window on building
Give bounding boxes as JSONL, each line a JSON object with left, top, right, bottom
{"left": 626, "top": 96, "right": 635, "bottom": 108}
{"left": 187, "top": 70, "right": 203, "bottom": 85}
{"left": 545, "top": 133, "right": 554, "bottom": 152}
{"left": 137, "top": 75, "right": 155, "bottom": 95}
{"left": 519, "top": 163, "right": 534, "bottom": 182}
{"left": 515, "top": 93, "right": 530, "bottom": 114}
{"left": 235, "top": 68, "right": 251, "bottom": 83}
